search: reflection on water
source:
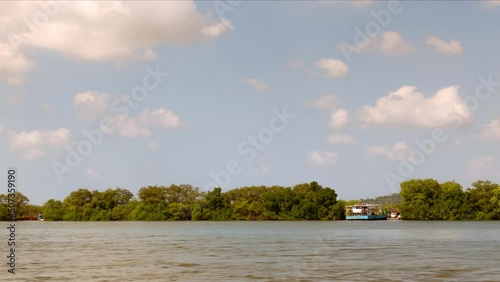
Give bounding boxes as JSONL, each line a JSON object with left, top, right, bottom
{"left": 3, "top": 221, "right": 500, "bottom": 281}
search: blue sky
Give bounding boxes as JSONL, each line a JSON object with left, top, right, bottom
{"left": 1, "top": 1, "right": 500, "bottom": 205}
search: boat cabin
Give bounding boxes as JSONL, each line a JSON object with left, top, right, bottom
{"left": 346, "top": 203, "right": 382, "bottom": 216}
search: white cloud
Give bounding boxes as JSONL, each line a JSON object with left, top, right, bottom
{"left": 329, "top": 109, "right": 349, "bottom": 129}
{"left": 139, "top": 108, "right": 186, "bottom": 129}
{"left": 362, "top": 31, "right": 415, "bottom": 56}
{"left": 0, "top": 43, "right": 32, "bottom": 85}
{"left": 426, "top": 36, "right": 464, "bottom": 55}
{"left": 201, "top": 18, "right": 234, "bottom": 37}
{"left": 320, "top": 0, "right": 373, "bottom": 8}
{"left": 359, "top": 85, "right": 473, "bottom": 128}
{"left": 7, "top": 128, "right": 73, "bottom": 159}
{"left": 473, "top": 118, "right": 500, "bottom": 140}
{"left": 305, "top": 94, "right": 337, "bottom": 111}
{"left": 108, "top": 115, "right": 152, "bottom": 138}
{"left": 468, "top": 156, "right": 500, "bottom": 178}
{"left": 327, "top": 133, "right": 358, "bottom": 145}
{"left": 308, "top": 151, "right": 339, "bottom": 166}
{"left": 0, "top": 124, "right": 3, "bottom": 134}
{"left": 0, "top": 1, "right": 233, "bottom": 84}
{"left": 315, "top": 58, "right": 349, "bottom": 78}
{"left": 148, "top": 141, "right": 160, "bottom": 151}
{"left": 367, "top": 141, "right": 410, "bottom": 161}
{"left": 242, "top": 78, "right": 270, "bottom": 92}
{"left": 74, "top": 91, "right": 110, "bottom": 120}
{"left": 86, "top": 169, "right": 100, "bottom": 179}
{"left": 469, "top": 156, "right": 495, "bottom": 170}
{"left": 288, "top": 59, "right": 315, "bottom": 76}
{"left": 350, "top": 0, "right": 374, "bottom": 7}
{"left": 40, "top": 102, "right": 51, "bottom": 109}
{"left": 481, "top": 1, "right": 500, "bottom": 8}
{"left": 107, "top": 108, "right": 185, "bottom": 138}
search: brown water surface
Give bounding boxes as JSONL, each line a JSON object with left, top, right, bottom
{"left": 3, "top": 221, "right": 500, "bottom": 281}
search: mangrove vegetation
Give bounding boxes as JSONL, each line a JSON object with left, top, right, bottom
{"left": 0, "top": 182, "right": 345, "bottom": 221}
{"left": 1, "top": 179, "right": 499, "bottom": 221}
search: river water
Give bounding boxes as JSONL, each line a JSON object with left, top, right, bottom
{"left": 2, "top": 221, "right": 500, "bottom": 281}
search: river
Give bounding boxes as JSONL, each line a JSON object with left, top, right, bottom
{"left": 3, "top": 221, "right": 500, "bottom": 281}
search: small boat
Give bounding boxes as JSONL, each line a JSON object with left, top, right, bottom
{"left": 345, "top": 203, "right": 387, "bottom": 220}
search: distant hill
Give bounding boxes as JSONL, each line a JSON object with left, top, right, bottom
{"left": 359, "top": 193, "right": 401, "bottom": 205}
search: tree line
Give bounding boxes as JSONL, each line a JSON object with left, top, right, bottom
{"left": 400, "top": 179, "right": 500, "bottom": 220}
{"left": 2, "top": 179, "right": 498, "bottom": 221}
{"left": 0, "top": 182, "right": 346, "bottom": 221}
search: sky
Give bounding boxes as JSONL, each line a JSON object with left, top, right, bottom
{"left": 1, "top": 1, "right": 500, "bottom": 205}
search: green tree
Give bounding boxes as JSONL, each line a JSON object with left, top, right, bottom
{"left": 166, "top": 184, "right": 200, "bottom": 206}
{"left": 192, "top": 188, "right": 230, "bottom": 220}
{"left": 138, "top": 186, "right": 167, "bottom": 204}
{"left": 490, "top": 187, "right": 500, "bottom": 218}
{"left": 165, "top": 184, "right": 201, "bottom": 220}
{"left": 0, "top": 194, "right": 9, "bottom": 221}
{"left": 89, "top": 188, "right": 134, "bottom": 220}
{"left": 129, "top": 202, "right": 170, "bottom": 221}
{"left": 42, "top": 199, "right": 65, "bottom": 221}
{"left": 329, "top": 200, "right": 346, "bottom": 220}
{"left": 289, "top": 182, "right": 338, "bottom": 220}
{"left": 400, "top": 179, "right": 441, "bottom": 220}
{"left": 168, "top": 202, "right": 191, "bottom": 220}
{"left": 262, "top": 186, "right": 295, "bottom": 220}
{"left": 62, "top": 188, "right": 93, "bottom": 220}
{"left": 434, "top": 182, "right": 464, "bottom": 220}
{"left": 463, "top": 181, "right": 499, "bottom": 220}
{"left": 14, "top": 192, "right": 31, "bottom": 218}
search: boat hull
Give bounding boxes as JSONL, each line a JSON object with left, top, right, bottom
{"left": 346, "top": 215, "right": 387, "bottom": 220}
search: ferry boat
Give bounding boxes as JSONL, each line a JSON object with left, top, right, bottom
{"left": 345, "top": 203, "right": 387, "bottom": 220}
